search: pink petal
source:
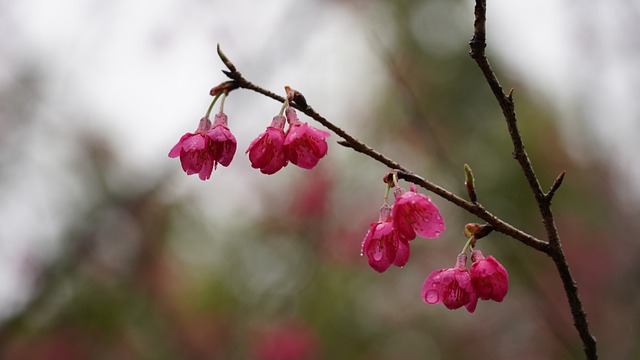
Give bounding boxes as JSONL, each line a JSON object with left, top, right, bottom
{"left": 361, "top": 221, "right": 396, "bottom": 273}
{"left": 284, "top": 123, "right": 329, "bottom": 170}
{"left": 168, "top": 133, "right": 193, "bottom": 158}
{"left": 260, "top": 154, "right": 288, "bottom": 175}
{"left": 207, "top": 125, "right": 237, "bottom": 167}
{"left": 198, "top": 156, "right": 214, "bottom": 180}
{"left": 247, "top": 132, "right": 270, "bottom": 167}
{"left": 470, "top": 252, "right": 509, "bottom": 302}
{"left": 247, "top": 126, "right": 288, "bottom": 174}
{"left": 181, "top": 150, "right": 204, "bottom": 174}
{"left": 392, "top": 206, "right": 417, "bottom": 241}
{"left": 422, "top": 269, "right": 446, "bottom": 304}
{"left": 422, "top": 254, "right": 477, "bottom": 312}
{"left": 411, "top": 196, "right": 445, "bottom": 238}
{"left": 182, "top": 134, "right": 206, "bottom": 152}
{"left": 392, "top": 191, "right": 445, "bottom": 240}
{"left": 392, "top": 237, "right": 410, "bottom": 267}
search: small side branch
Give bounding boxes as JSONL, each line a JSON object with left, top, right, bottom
{"left": 546, "top": 171, "right": 566, "bottom": 202}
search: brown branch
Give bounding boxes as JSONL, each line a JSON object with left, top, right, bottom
{"left": 217, "top": 48, "right": 549, "bottom": 254}
{"left": 216, "top": 6, "right": 595, "bottom": 352}
{"left": 546, "top": 171, "right": 566, "bottom": 202}
{"left": 469, "top": 0, "right": 597, "bottom": 358}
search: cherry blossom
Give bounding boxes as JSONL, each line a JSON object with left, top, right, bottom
{"left": 247, "top": 115, "right": 288, "bottom": 174}
{"left": 470, "top": 250, "right": 509, "bottom": 302}
{"left": 422, "top": 253, "right": 478, "bottom": 313}
{"left": 283, "top": 107, "right": 330, "bottom": 170}
{"left": 361, "top": 205, "right": 408, "bottom": 272}
{"left": 168, "top": 117, "right": 216, "bottom": 181}
{"left": 392, "top": 183, "right": 445, "bottom": 240}
{"left": 206, "top": 113, "right": 237, "bottom": 168}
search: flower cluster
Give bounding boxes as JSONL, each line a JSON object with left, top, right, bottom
{"left": 168, "top": 113, "right": 237, "bottom": 181}
{"left": 169, "top": 89, "right": 330, "bottom": 180}
{"left": 360, "top": 174, "right": 509, "bottom": 312}
{"left": 361, "top": 181, "right": 445, "bottom": 273}
{"left": 422, "top": 249, "right": 509, "bottom": 313}
{"left": 247, "top": 107, "right": 330, "bottom": 174}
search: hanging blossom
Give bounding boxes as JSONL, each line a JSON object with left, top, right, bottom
{"left": 168, "top": 117, "right": 215, "bottom": 181}
{"left": 169, "top": 93, "right": 237, "bottom": 180}
{"left": 361, "top": 176, "right": 446, "bottom": 273}
{"left": 422, "top": 252, "right": 478, "bottom": 313}
{"left": 392, "top": 183, "right": 446, "bottom": 241}
{"left": 470, "top": 249, "right": 509, "bottom": 302}
{"left": 283, "top": 107, "right": 330, "bottom": 170}
{"left": 422, "top": 229, "right": 509, "bottom": 312}
{"left": 246, "top": 115, "right": 288, "bottom": 174}
{"left": 361, "top": 204, "right": 410, "bottom": 273}
{"left": 247, "top": 105, "right": 330, "bottom": 174}
{"left": 206, "top": 112, "right": 237, "bottom": 168}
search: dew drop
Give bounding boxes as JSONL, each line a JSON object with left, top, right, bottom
{"left": 426, "top": 290, "right": 440, "bottom": 304}
{"left": 373, "top": 246, "right": 383, "bottom": 261}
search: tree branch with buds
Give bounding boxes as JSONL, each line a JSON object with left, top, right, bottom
{"left": 208, "top": 0, "right": 597, "bottom": 357}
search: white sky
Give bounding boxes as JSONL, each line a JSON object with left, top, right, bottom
{"left": 0, "top": 0, "right": 638, "bottom": 318}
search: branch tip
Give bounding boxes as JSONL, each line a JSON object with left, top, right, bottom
{"left": 217, "top": 44, "right": 237, "bottom": 73}
{"left": 464, "top": 163, "right": 478, "bottom": 203}
{"left": 546, "top": 171, "right": 566, "bottom": 202}
{"left": 336, "top": 140, "right": 353, "bottom": 149}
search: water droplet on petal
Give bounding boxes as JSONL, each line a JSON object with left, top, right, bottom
{"left": 373, "top": 246, "right": 383, "bottom": 261}
{"left": 426, "top": 290, "right": 440, "bottom": 304}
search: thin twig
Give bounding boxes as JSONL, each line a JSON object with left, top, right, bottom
{"left": 216, "top": 48, "right": 549, "bottom": 253}
{"left": 546, "top": 171, "right": 566, "bottom": 202}
{"left": 469, "top": 0, "right": 597, "bottom": 358}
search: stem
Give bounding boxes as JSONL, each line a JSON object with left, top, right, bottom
{"left": 218, "top": 92, "right": 227, "bottom": 114}
{"left": 205, "top": 92, "right": 222, "bottom": 119}
{"left": 279, "top": 100, "right": 288, "bottom": 116}
{"left": 461, "top": 236, "right": 474, "bottom": 254}
{"left": 383, "top": 181, "right": 392, "bottom": 204}
{"left": 469, "top": 0, "right": 596, "bottom": 358}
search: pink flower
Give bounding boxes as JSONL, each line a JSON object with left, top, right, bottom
{"left": 361, "top": 204, "right": 409, "bottom": 272}
{"left": 169, "top": 117, "right": 215, "bottom": 180}
{"left": 206, "top": 113, "right": 237, "bottom": 168}
{"left": 422, "top": 253, "right": 478, "bottom": 312}
{"left": 246, "top": 115, "right": 288, "bottom": 174}
{"left": 283, "top": 107, "right": 330, "bottom": 170}
{"left": 392, "top": 183, "right": 445, "bottom": 240}
{"left": 470, "top": 250, "right": 509, "bottom": 302}
{"left": 169, "top": 114, "right": 237, "bottom": 180}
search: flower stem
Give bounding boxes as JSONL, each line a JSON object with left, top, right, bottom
{"left": 461, "top": 236, "right": 475, "bottom": 254}
{"left": 383, "top": 181, "right": 392, "bottom": 205}
{"left": 218, "top": 92, "right": 227, "bottom": 114}
{"left": 205, "top": 92, "right": 223, "bottom": 119}
{"left": 278, "top": 100, "right": 288, "bottom": 116}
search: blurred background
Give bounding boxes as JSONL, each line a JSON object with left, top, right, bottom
{"left": 1, "top": 0, "right": 639, "bottom": 359}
